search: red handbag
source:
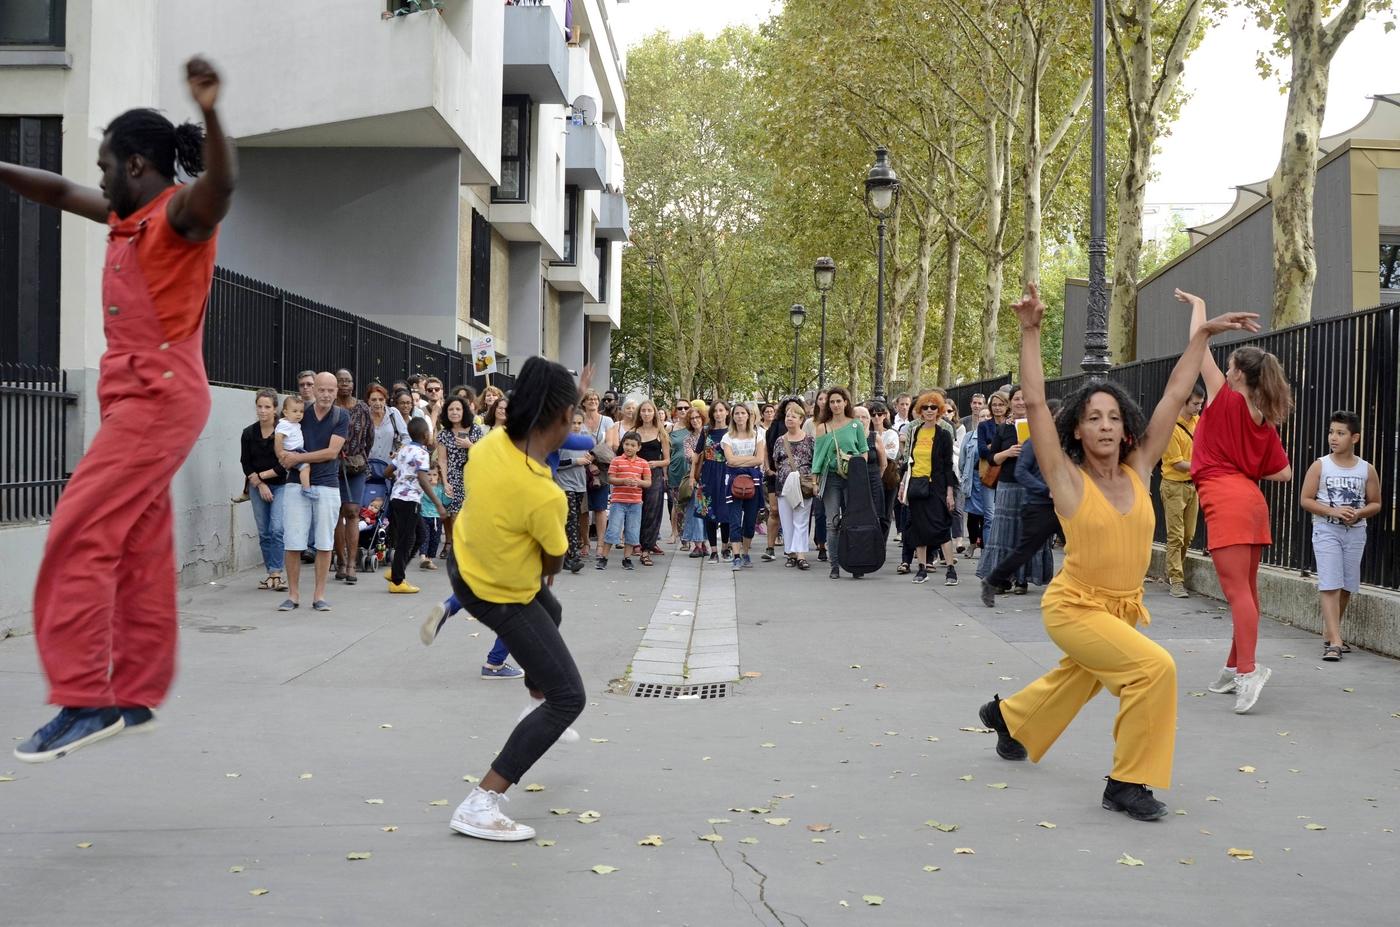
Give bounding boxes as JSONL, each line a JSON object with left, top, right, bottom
{"left": 730, "top": 473, "right": 756, "bottom": 500}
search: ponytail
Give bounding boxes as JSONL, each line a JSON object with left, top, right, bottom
{"left": 1230, "top": 346, "right": 1293, "bottom": 425}
{"left": 105, "top": 108, "right": 206, "bottom": 180}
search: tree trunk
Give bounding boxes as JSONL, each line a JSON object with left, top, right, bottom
{"left": 1110, "top": 140, "right": 1150, "bottom": 360}
{"left": 1021, "top": 17, "right": 1043, "bottom": 287}
{"left": 906, "top": 216, "right": 935, "bottom": 394}
{"left": 939, "top": 227, "right": 960, "bottom": 387}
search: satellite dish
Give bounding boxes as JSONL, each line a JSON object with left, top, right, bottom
{"left": 571, "top": 95, "right": 600, "bottom": 125}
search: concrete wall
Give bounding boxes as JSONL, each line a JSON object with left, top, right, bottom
{"left": 544, "top": 285, "right": 561, "bottom": 360}
{"left": 214, "top": 148, "right": 461, "bottom": 347}
{"left": 1136, "top": 150, "right": 1355, "bottom": 360}
{"left": 588, "top": 319, "right": 612, "bottom": 390}
{"left": 507, "top": 242, "right": 545, "bottom": 364}
{"left": 2, "top": 384, "right": 265, "bottom": 636}
{"left": 559, "top": 293, "right": 586, "bottom": 372}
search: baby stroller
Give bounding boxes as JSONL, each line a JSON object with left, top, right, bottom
{"left": 357, "top": 505, "right": 391, "bottom": 574}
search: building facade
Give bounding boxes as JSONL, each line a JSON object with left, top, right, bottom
{"left": 0, "top": 0, "right": 630, "bottom": 629}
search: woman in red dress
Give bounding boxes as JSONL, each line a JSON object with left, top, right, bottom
{"left": 3, "top": 58, "right": 237, "bottom": 762}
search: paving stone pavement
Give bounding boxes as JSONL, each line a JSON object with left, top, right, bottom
{"left": 0, "top": 541, "right": 1396, "bottom": 926}
{"left": 630, "top": 552, "right": 739, "bottom": 686}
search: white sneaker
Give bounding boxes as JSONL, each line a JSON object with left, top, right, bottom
{"left": 1232, "top": 666, "right": 1271, "bottom": 714}
{"left": 449, "top": 787, "right": 535, "bottom": 841}
{"left": 517, "top": 702, "right": 580, "bottom": 744}
{"left": 1207, "top": 667, "right": 1238, "bottom": 694}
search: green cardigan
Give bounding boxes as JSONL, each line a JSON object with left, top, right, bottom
{"left": 811, "top": 420, "right": 869, "bottom": 476}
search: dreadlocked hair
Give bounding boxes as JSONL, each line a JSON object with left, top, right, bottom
{"left": 1055, "top": 380, "right": 1148, "bottom": 465}
{"left": 105, "top": 108, "right": 205, "bottom": 180}
{"left": 506, "top": 357, "right": 577, "bottom": 441}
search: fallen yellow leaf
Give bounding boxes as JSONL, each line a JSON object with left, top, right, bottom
{"left": 1178, "top": 858, "right": 1195, "bottom": 866}
{"left": 958, "top": 775, "right": 974, "bottom": 782}
{"left": 535, "top": 839, "right": 556, "bottom": 847}
{"left": 75, "top": 842, "right": 92, "bottom": 849}
{"left": 1342, "top": 688, "right": 1355, "bottom": 693}
{"left": 1226, "top": 848, "right": 1255, "bottom": 860}
{"left": 299, "top": 773, "right": 313, "bottom": 780}
{"left": 1036, "top": 821, "right": 1056, "bottom": 829}
{"left": 764, "top": 818, "right": 791, "bottom": 826}
{"left": 577, "top": 811, "right": 601, "bottom": 824}
{"left": 707, "top": 818, "right": 731, "bottom": 824}
{"left": 923, "top": 865, "right": 941, "bottom": 872}
{"left": 523, "top": 783, "right": 546, "bottom": 792}
{"left": 739, "top": 836, "right": 759, "bottom": 845}
{"left": 1238, "top": 766, "right": 1256, "bottom": 773}
{"left": 250, "top": 888, "right": 270, "bottom": 896}
{"left": 954, "top": 847, "right": 975, "bottom": 855}
{"left": 1117, "top": 853, "right": 1145, "bottom": 867}
{"left": 229, "top": 866, "right": 245, "bottom": 873}
{"left": 760, "top": 742, "right": 776, "bottom": 748}
{"left": 959, "top": 726, "right": 994, "bottom": 733}
{"left": 742, "top": 671, "right": 762, "bottom": 678}
{"left": 589, "top": 738, "right": 609, "bottom": 743}
{"left": 427, "top": 799, "right": 449, "bottom": 806}
{"left": 987, "top": 782, "right": 1009, "bottom": 790}
{"left": 925, "top": 820, "right": 959, "bottom": 832}
{"left": 346, "top": 852, "right": 372, "bottom": 861}
{"left": 224, "top": 773, "right": 240, "bottom": 779}
{"left": 364, "top": 799, "right": 384, "bottom": 805}
{"left": 699, "top": 834, "right": 723, "bottom": 842}
{"left": 590, "top": 865, "right": 618, "bottom": 875}
{"left": 637, "top": 835, "right": 664, "bottom": 846}
{"left": 379, "top": 723, "right": 393, "bottom": 729}
{"left": 381, "top": 826, "right": 397, "bottom": 832}
{"left": 807, "top": 823, "right": 832, "bottom": 832}
{"left": 811, "top": 837, "right": 826, "bottom": 843}
{"left": 862, "top": 895, "right": 884, "bottom": 906}
{"left": 1304, "top": 823, "right": 1327, "bottom": 831}
{"left": 462, "top": 775, "right": 480, "bottom": 783}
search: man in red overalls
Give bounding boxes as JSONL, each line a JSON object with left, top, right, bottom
{"left": 2, "top": 58, "right": 236, "bottom": 762}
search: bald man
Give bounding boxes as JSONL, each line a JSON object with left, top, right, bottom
{"left": 278, "top": 372, "right": 349, "bottom": 611}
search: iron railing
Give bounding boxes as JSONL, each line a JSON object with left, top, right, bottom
{"left": 1, "top": 363, "right": 76, "bottom": 523}
{"left": 203, "top": 267, "right": 515, "bottom": 395}
{"left": 946, "top": 303, "right": 1400, "bottom": 591}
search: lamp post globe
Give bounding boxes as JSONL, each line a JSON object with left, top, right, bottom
{"left": 789, "top": 303, "right": 806, "bottom": 395}
{"left": 864, "top": 146, "right": 899, "bottom": 401}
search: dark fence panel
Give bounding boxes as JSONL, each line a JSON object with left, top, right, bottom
{"left": 203, "top": 267, "right": 514, "bottom": 396}
{"left": 1, "top": 363, "right": 76, "bottom": 523}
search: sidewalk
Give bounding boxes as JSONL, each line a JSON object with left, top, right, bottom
{"left": 1, "top": 540, "right": 1396, "bottom": 926}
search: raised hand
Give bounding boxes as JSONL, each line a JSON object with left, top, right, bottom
{"left": 1198, "top": 311, "right": 1262, "bottom": 337}
{"left": 186, "top": 56, "right": 221, "bottom": 112}
{"left": 1011, "top": 282, "right": 1045, "bottom": 330}
{"left": 1173, "top": 288, "right": 1205, "bottom": 308}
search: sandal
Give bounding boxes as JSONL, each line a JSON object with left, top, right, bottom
{"left": 896, "top": 562, "right": 910, "bottom": 575}
{"left": 639, "top": 554, "right": 655, "bottom": 567}
{"left": 797, "top": 559, "right": 811, "bottom": 571}
{"left": 271, "top": 576, "right": 287, "bottom": 592}
{"left": 1322, "top": 644, "right": 1342, "bottom": 662}
{"left": 258, "top": 574, "right": 279, "bottom": 590}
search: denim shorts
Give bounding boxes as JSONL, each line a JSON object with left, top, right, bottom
{"left": 340, "top": 467, "right": 368, "bottom": 507}
{"left": 587, "top": 483, "right": 611, "bottom": 512}
{"left": 1312, "top": 521, "right": 1366, "bottom": 592}
{"left": 282, "top": 485, "right": 341, "bottom": 551}
{"left": 604, "top": 501, "right": 642, "bottom": 546}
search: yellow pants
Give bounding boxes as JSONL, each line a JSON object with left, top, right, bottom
{"left": 1160, "top": 479, "right": 1199, "bottom": 585}
{"left": 999, "top": 577, "right": 1177, "bottom": 789}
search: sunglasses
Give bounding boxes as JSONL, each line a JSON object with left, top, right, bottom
{"left": 920, "top": 404, "right": 940, "bottom": 412}
{"left": 427, "top": 386, "right": 442, "bottom": 392}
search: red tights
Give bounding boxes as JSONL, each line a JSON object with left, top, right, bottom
{"left": 1213, "top": 544, "right": 1262, "bottom": 674}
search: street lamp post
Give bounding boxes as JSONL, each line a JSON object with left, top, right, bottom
{"left": 813, "top": 256, "right": 836, "bottom": 389}
{"left": 864, "top": 146, "right": 899, "bottom": 402}
{"left": 645, "top": 255, "right": 659, "bottom": 393}
{"left": 789, "top": 303, "right": 806, "bottom": 395}
{"left": 1081, "top": 0, "right": 1111, "bottom": 375}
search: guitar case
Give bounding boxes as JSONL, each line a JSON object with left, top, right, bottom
{"left": 836, "top": 455, "right": 887, "bottom": 577}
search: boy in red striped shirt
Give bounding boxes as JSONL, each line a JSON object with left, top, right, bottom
{"left": 597, "top": 432, "right": 651, "bottom": 570}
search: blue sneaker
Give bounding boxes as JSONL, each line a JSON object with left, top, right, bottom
{"left": 120, "top": 706, "right": 158, "bottom": 733}
{"left": 731, "top": 555, "right": 742, "bottom": 571}
{"left": 481, "top": 664, "right": 525, "bottom": 680}
{"left": 742, "top": 554, "right": 753, "bottom": 569}
{"left": 14, "top": 707, "right": 124, "bottom": 763}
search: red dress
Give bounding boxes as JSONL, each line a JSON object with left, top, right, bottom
{"left": 1191, "top": 384, "right": 1289, "bottom": 550}
{"left": 32, "top": 187, "right": 216, "bottom": 708}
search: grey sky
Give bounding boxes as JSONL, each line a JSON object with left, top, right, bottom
{"left": 612, "top": 1, "right": 1399, "bottom": 239}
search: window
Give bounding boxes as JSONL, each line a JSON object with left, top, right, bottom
{"left": 492, "top": 96, "right": 531, "bottom": 204}
{"left": 0, "top": 0, "right": 65, "bottom": 46}
{"left": 469, "top": 209, "right": 491, "bottom": 326}
{"left": 1381, "top": 238, "right": 1400, "bottom": 293}
{"left": 1, "top": 117, "right": 62, "bottom": 366}
{"left": 558, "top": 185, "right": 579, "bottom": 265}
{"left": 595, "top": 238, "right": 608, "bottom": 300}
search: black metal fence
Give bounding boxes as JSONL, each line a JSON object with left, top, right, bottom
{"left": 946, "top": 303, "right": 1400, "bottom": 591}
{"left": 1, "top": 363, "right": 76, "bottom": 523}
{"left": 203, "top": 267, "right": 515, "bottom": 396}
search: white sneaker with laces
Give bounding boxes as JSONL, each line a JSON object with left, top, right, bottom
{"left": 517, "top": 702, "right": 580, "bottom": 744}
{"left": 450, "top": 787, "right": 535, "bottom": 841}
{"left": 1232, "top": 666, "right": 1271, "bottom": 714}
{"left": 1207, "top": 666, "right": 1238, "bottom": 694}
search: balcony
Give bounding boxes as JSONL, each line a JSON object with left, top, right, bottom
{"left": 597, "top": 191, "right": 630, "bottom": 241}
{"left": 503, "top": 3, "right": 569, "bottom": 105}
{"left": 565, "top": 123, "right": 607, "bottom": 191}
{"left": 156, "top": 1, "right": 505, "bottom": 184}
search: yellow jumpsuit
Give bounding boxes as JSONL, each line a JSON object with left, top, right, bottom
{"left": 999, "top": 467, "right": 1177, "bottom": 789}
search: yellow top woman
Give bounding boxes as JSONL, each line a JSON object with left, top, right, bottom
{"left": 977, "top": 283, "right": 1261, "bottom": 822}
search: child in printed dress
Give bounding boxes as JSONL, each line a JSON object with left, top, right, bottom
{"left": 275, "top": 395, "right": 315, "bottom": 497}
{"left": 1298, "top": 411, "right": 1381, "bottom": 660}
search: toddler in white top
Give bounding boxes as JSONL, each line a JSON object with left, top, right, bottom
{"left": 275, "top": 395, "right": 315, "bottom": 497}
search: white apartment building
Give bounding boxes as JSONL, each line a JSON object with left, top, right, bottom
{"left": 0, "top": 0, "right": 629, "bottom": 629}
{"left": 1, "top": 0, "right": 628, "bottom": 381}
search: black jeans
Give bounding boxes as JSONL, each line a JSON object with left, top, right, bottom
{"left": 388, "top": 499, "right": 419, "bottom": 584}
{"left": 447, "top": 557, "right": 585, "bottom": 784}
{"left": 986, "top": 502, "right": 1059, "bottom": 588}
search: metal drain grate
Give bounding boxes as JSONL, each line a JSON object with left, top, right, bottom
{"left": 631, "top": 681, "right": 730, "bottom": 700}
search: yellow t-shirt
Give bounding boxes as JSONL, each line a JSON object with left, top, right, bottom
{"left": 910, "top": 426, "right": 935, "bottom": 478}
{"left": 452, "top": 428, "right": 568, "bottom": 604}
{"left": 1160, "top": 414, "right": 1197, "bottom": 483}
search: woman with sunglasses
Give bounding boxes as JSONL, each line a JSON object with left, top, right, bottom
{"left": 811, "top": 388, "right": 867, "bottom": 580}
{"left": 899, "top": 391, "right": 960, "bottom": 585}
{"left": 681, "top": 404, "right": 711, "bottom": 556}
{"left": 868, "top": 402, "right": 902, "bottom": 537}
{"left": 667, "top": 401, "right": 694, "bottom": 546}
{"left": 579, "top": 389, "right": 614, "bottom": 558}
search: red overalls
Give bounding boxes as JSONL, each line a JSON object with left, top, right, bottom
{"left": 33, "top": 189, "right": 213, "bottom": 708}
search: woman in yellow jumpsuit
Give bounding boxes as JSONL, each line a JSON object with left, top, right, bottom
{"left": 978, "top": 284, "right": 1260, "bottom": 821}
